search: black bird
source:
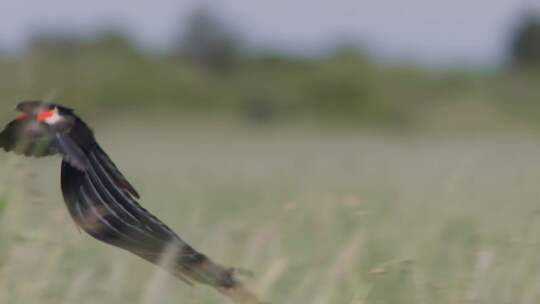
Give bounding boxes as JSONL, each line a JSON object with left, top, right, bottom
{"left": 0, "top": 101, "right": 260, "bottom": 303}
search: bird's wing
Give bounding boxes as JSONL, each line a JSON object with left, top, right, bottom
{"left": 0, "top": 118, "right": 90, "bottom": 170}
{"left": 0, "top": 119, "right": 52, "bottom": 156}
{"left": 0, "top": 120, "right": 18, "bottom": 152}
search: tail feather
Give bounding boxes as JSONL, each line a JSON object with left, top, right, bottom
{"left": 61, "top": 153, "right": 263, "bottom": 303}
{"left": 172, "top": 256, "right": 263, "bottom": 304}
{"left": 175, "top": 254, "right": 236, "bottom": 288}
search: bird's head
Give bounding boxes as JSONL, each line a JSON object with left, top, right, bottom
{"left": 15, "top": 101, "right": 73, "bottom": 126}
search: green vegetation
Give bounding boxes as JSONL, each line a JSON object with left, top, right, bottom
{"left": 511, "top": 13, "right": 540, "bottom": 68}
{"left": 1, "top": 10, "right": 540, "bottom": 304}
{"left": 0, "top": 21, "right": 539, "bottom": 132}
{"left": 1, "top": 122, "right": 540, "bottom": 303}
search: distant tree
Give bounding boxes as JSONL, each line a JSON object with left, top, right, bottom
{"left": 510, "top": 13, "right": 540, "bottom": 67}
{"left": 175, "top": 6, "right": 242, "bottom": 73}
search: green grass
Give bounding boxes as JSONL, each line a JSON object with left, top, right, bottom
{"left": 0, "top": 119, "right": 540, "bottom": 304}
{"left": 3, "top": 40, "right": 540, "bottom": 131}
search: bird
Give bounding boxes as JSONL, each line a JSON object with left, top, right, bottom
{"left": 0, "top": 101, "right": 261, "bottom": 303}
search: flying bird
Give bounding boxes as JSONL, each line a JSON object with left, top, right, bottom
{"left": 0, "top": 101, "right": 260, "bottom": 303}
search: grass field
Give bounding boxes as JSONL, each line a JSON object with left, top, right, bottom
{"left": 0, "top": 118, "right": 540, "bottom": 304}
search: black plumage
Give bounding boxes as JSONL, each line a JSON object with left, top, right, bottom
{"left": 0, "top": 101, "right": 261, "bottom": 303}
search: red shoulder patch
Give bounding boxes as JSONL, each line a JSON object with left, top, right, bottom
{"left": 37, "top": 111, "right": 54, "bottom": 122}
{"left": 15, "top": 113, "right": 27, "bottom": 120}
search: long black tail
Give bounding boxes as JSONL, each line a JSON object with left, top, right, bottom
{"left": 60, "top": 146, "right": 237, "bottom": 289}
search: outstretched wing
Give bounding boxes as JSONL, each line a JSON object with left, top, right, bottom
{"left": 0, "top": 118, "right": 90, "bottom": 170}
{"left": 0, "top": 119, "right": 52, "bottom": 156}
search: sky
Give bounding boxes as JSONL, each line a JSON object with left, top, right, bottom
{"left": 1, "top": 0, "right": 539, "bottom": 66}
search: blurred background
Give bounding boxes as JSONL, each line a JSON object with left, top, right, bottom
{"left": 1, "top": 1, "right": 540, "bottom": 303}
